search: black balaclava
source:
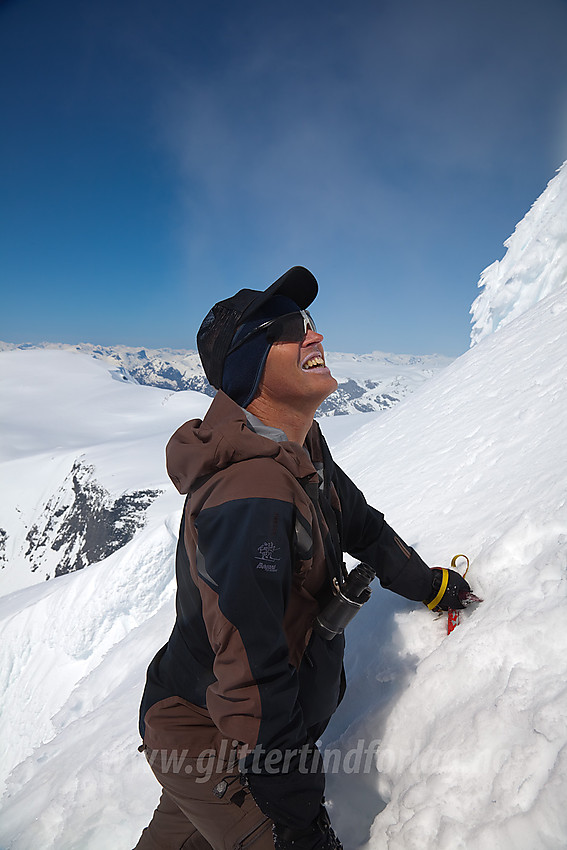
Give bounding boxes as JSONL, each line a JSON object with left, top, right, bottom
{"left": 221, "top": 295, "right": 301, "bottom": 407}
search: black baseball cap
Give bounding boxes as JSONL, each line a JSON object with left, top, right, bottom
{"left": 197, "top": 266, "right": 318, "bottom": 389}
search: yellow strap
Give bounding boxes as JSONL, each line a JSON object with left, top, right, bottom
{"left": 450, "top": 554, "right": 470, "bottom": 578}
{"left": 426, "top": 568, "right": 449, "bottom": 610}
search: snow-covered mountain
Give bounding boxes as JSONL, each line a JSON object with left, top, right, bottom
{"left": 0, "top": 340, "right": 453, "bottom": 416}
{"left": 0, "top": 349, "right": 210, "bottom": 595}
{"left": 1, "top": 160, "right": 566, "bottom": 850}
{"left": 470, "top": 159, "right": 567, "bottom": 345}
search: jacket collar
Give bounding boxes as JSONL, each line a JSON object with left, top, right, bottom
{"left": 166, "top": 390, "right": 320, "bottom": 495}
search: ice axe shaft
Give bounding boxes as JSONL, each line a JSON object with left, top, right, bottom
{"left": 447, "top": 554, "right": 469, "bottom": 634}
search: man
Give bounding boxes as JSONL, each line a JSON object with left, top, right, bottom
{"left": 135, "top": 266, "right": 473, "bottom": 850}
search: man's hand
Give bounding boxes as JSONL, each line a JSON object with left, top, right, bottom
{"left": 273, "top": 807, "right": 342, "bottom": 850}
{"left": 426, "top": 567, "right": 481, "bottom": 611}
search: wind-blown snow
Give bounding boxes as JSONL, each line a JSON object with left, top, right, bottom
{"left": 1, "top": 169, "right": 567, "bottom": 848}
{"left": 470, "top": 159, "right": 567, "bottom": 345}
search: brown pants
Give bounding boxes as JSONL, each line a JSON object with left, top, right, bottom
{"left": 134, "top": 744, "right": 275, "bottom": 850}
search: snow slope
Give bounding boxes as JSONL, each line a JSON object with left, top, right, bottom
{"left": 326, "top": 282, "right": 567, "bottom": 850}
{"left": 470, "top": 159, "right": 567, "bottom": 345}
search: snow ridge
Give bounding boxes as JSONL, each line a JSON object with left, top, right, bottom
{"left": 470, "top": 159, "right": 567, "bottom": 345}
{"left": 23, "top": 457, "right": 161, "bottom": 578}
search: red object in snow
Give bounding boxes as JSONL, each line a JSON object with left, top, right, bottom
{"left": 447, "top": 608, "right": 460, "bottom": 634}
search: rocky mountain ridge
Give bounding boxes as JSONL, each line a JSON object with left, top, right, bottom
{"left": 23, "top": 458, "right": 162, "bottom": 579}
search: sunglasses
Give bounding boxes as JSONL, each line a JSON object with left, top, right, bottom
{"left": 227, "top": 309, "right": 317, "bottom": 356}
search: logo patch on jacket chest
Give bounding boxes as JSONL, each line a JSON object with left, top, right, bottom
{"left": 255, "top": 539, "right": 281, "bottom": 573}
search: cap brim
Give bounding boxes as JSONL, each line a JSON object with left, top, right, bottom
{"left": 240, "top": 266, "right": 318, "bottom": 322}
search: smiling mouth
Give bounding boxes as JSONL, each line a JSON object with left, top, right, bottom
{"left": 301, "top": 354, "right": 326, "bottom": 371}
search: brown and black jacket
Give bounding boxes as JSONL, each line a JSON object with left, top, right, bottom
{"left": 139, "top": 390, "right": 433, "bottom": 828}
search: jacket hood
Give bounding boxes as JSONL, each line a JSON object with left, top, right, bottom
{"left": 166, "top": 390, "right": 318, "bottom": 495}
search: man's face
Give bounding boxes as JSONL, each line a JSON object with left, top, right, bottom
{"left": 255, "top": 327, "right": 338, "bottom": 411}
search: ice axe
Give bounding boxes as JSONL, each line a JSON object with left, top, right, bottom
{"left": 446, "top": 553, "right": 480, "bottom": 633}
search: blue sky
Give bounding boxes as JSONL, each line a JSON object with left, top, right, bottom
{"left": 1, "top": 0, "right": 566, "bottom": 357}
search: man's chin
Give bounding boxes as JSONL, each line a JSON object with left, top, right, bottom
{"left": 314, "top": 373, "right": 338, "bottom": 402}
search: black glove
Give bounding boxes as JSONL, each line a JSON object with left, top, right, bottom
{"left": 273, "top": 806, "right": 342, "bottom": 850}
{"left": 426, "top": 567, "right": 480, "bottom": 611}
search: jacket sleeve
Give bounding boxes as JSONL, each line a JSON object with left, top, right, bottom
{"left": 193, "top": 494, "right": 325, "bottom": 829}
{"left": 332, "top": 461, "right": 434, "bottom": 602}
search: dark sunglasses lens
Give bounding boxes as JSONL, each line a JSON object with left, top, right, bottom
{"left": 266, "top": 312, "right": 312, "bottom": 343}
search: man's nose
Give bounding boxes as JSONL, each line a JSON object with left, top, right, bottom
{"left": 303, "top": 328, "right": 324, "bottom": 345}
